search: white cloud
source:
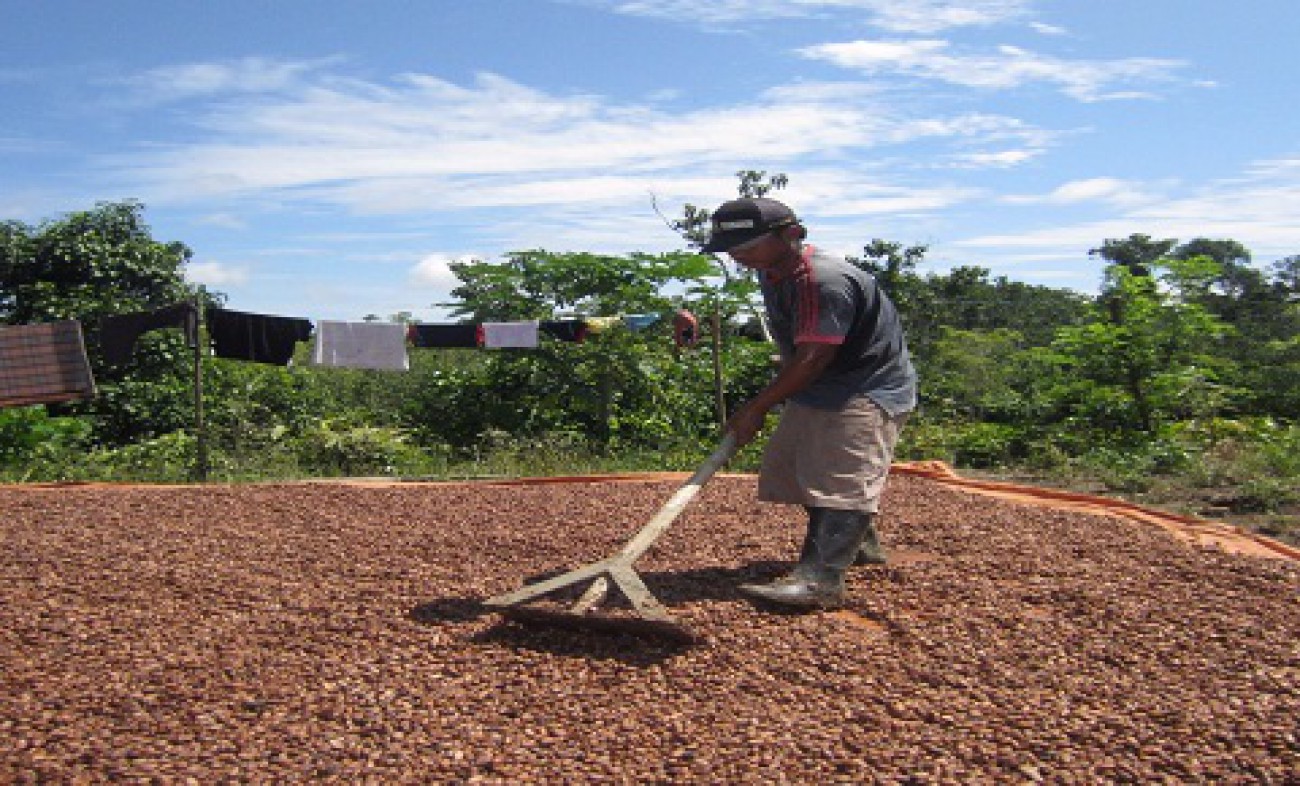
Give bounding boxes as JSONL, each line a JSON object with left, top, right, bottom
{"left": 107, "top": 67, "right": 1047, "bottom": 220}
{"left": 1047, "top": 178, "right": 1146, "bottom": 205}
{"left": 956, "top": 157, "right": 1300, "bottom": 262}
{"left": 1030, "top": 22, "right": 1067, "bottom": 36}
{"left": 185, "top": 260, "right": 249, "bottom": 286}
{"left": 122, "top": 57, "right": 337, "bottom": 104}
{"left": 799, "top": 39, "right": 1186, "bottom": 101}
{"left": 195, "top": 212, "right": 247, "bottom": 230}
{"left": 948, "top": 149, "right": 1042, "bottom": 168}
{"left": 861, "top": 0, "right": 1032, "bottom": 34}
{"left": 801, "top": 181, "right": 978, "bottom": 218}
{"left": 1001, "top": 177, "right": 1157, "bottom": 207}
{"left": 410, "top": 254, "right": 474, "bottom": 288}
{"left": 575, "top": 0, "right": 1032, "bottom": 33}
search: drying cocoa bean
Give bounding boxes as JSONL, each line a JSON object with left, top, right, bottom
{"left": 1, "top": 476, "right": 1296, "bottom": 781}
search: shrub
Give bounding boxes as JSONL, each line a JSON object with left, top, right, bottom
{"left": 294, "top": 418, "right": 421, "bottom": 477}
{"left": 0, "top": 407, "right": 92, "bottom": 468}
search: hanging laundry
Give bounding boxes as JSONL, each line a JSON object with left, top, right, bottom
{"left": 583, "top": 316, "right": 621, "bottom": 335}
{"left": 205, "top": 307, "right": 313, "bottom": 366}
{"left": 482, "top": 320, "right": 540, "bottom": 349}
{"left": 623, "top": 313, "right": 663, "bottom": 332}
{"left": 539, "top": 320, "right": 588, "bottom": 343}
{"left": 673, "top": 309, "right": 700, "bottom": 348}
{"left": 408, "top": 323, "right": 481, "bottom": 348}
{"left": 100, "top": 303, "right": 197, "bottom": 366}
{"left": 311, "top": 320, "right": 409, "bottom": 371}
{"left": 0, "top": 320, "right": 97, "bottom": 408}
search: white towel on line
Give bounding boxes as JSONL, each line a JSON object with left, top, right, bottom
{"left": 481, "top": 320, "right": 540, "bottom": 349}
{"left": 311, "top": 320, "right": 410, "bottom": 371}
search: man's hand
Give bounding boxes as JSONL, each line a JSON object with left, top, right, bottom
{"left": 724, "top": 401, "right": 768, "bottom": 448}
{"left": 723, "top": 342, "right": 838, "bottom": 447}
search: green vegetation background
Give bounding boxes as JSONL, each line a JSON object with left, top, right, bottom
{"left": 3, "top": 197, "right": 1298, "bottom": 546}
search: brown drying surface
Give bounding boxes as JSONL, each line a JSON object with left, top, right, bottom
{"left": 2, "top": 475, "right": 1298, "bottom": 783}
{"left": 890, "top": 461, "right": 1300, "bottom": 562}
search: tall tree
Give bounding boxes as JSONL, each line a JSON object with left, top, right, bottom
{"left": 444, "top": 250, "right": 715, "bottom": 322}
{"left": 1089, "top": 233, "right": 1177, "bottom": 278}
{"left": 1, "top": 200, "right": 195, "bottom": 326}
{"left": 1092, "top": 234, "right": 1176, "bottom": 325}
{"left": 1, "top": 201, "right": 206, "bottom": 443}
{"left": 1171, "top": 238, "right": 1264, "bottom": 326}
{"left": 850, "top": 239, "right": 928, "bottom": 296}
{"left": 1053, "top": 259, "right": 1237, "bottom": 434}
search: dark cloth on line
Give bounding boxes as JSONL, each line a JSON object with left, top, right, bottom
{"left": 540, "top": 320, "right": 589, "bottom": 343}
{"left": 408, "top": 323, "right": 481, "bottom": 348}
{"left": 205, "top": 307, "right": 313, "bottom": 365}
{"left": 0, "top": 320, "right": 97, "bottom": 408}
{"left": 100, "top": 303, "right": 197, "bottom": 366}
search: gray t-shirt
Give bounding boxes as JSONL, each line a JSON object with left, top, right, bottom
{"left": 760, "top": 245, "right": 918, "bottom": 415}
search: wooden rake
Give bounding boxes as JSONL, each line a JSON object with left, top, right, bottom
{"left": 483, "top": 434, "right": 737, "bottom": 645}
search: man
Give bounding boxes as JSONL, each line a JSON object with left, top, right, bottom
{"left": 704, "top": 197, "right": 917, "bottom": 609}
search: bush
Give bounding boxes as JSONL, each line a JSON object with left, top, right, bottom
{"left": 1235, "top": 477, "right": 1299, "bottom": 514}
{"left": 294, "top": 418, "right": 421, "bottom": 477}
{"left": 11, "top": 431, "right": 198, "bottom": 483}
{"left": 94, "top": 431, "right": 198, "bottom": 481}
{"left": 894, "top": 417, "right": 1026, "bottom": 468}
{"left": 0, "top": 407, "right": 92, "bottom": 469}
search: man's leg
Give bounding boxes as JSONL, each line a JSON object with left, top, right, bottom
{"left": 745, "top": 399, "right": 905, "bottom": 606}
{"left": 845, "top": 402, "right": 907, "bottom": 567}
{"left": 738, "top": 508, "right": 871, "bottom": 608}
{"left": 854, "top": 514, "right": 887, "bottom": 565}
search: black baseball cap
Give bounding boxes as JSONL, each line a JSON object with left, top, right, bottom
{"left": 701, "top": 197, "right": 800, "bottom": 253}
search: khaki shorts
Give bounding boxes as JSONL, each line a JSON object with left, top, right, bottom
{"left": 757, "top": 397, "right": 908, "bottom": 513}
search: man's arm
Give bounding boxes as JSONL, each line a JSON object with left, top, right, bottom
{"left": 724, "top": 342, "right": 837, "bottom": 446}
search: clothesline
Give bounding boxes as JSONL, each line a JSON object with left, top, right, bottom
{"left": 105, "top": 304, "right": 672, "bottom": 367}
{"left": 203, "top": 307, "right": 665, "bottom": 367}
{"left": 0, "top": 305, "right": 699, "bottom": 409}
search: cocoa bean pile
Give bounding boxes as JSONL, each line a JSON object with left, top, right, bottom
{"left": 2, "top": 475, "right": 1297, "bottom": 782}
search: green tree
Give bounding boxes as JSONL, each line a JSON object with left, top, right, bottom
{"left": 926, "top": 327, "right": 1028, "bottom": 421}
{"left": 2, "top": 201, "right": 195, "bottom": 324}
{"left": 845, "top": 251, "right": 1089, "bottom": 368}
{"left": 1089, "top": 233, "right": 1176, "bottom": 278}
{"left": 427, "top": 247, "right": 745, "bottom": 449}
{"left": 1240, "top": 254, "right": 1300, "bottom": 417}
{"left": 850, "top": 239, "right": 928, "bottom": 296}
{"left": 1162, "top": 242, "right": 1300, "bottom": 416}
{"left": 1171, "top": 238, "right": 1264, "bottom": 327}
{"left": 0, "top": 201, "right": 206, "bottom": 444}
{"left": 444, "top": 250, "right": 715, "bottom": 322}
{"left": 1052, "top": 259, "right": 1237, "bottom": 435}
{"left": 1090, "top": 233, "right": 1178, "bottom": 326}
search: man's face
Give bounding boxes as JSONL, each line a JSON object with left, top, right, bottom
{"left": 726, "top": 230, "right": 794, "bottom": 272}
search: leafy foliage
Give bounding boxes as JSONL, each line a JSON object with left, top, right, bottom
{"left": 445, "top": 250, "right": 715, "bottom": 322}
{"left": 1, "top": 201, "right": 207, "bottom": 445}
{"left": 2, "top": 200, "right": 1298, "bottom": 544}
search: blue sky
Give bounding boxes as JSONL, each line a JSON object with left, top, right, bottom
{"left": 3, "top": 0, "right": 1297, "bottom": 321}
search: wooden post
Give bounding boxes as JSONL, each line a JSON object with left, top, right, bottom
{"left": 191, "top": 301, "right": 208, "bottom": 482}
{"left": 711, "top": 307, "right": 726, "bottom": 427}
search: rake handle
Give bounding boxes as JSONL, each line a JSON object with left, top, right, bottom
{"left": 617, "top": 433, "right": 737, "bottom": 562}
